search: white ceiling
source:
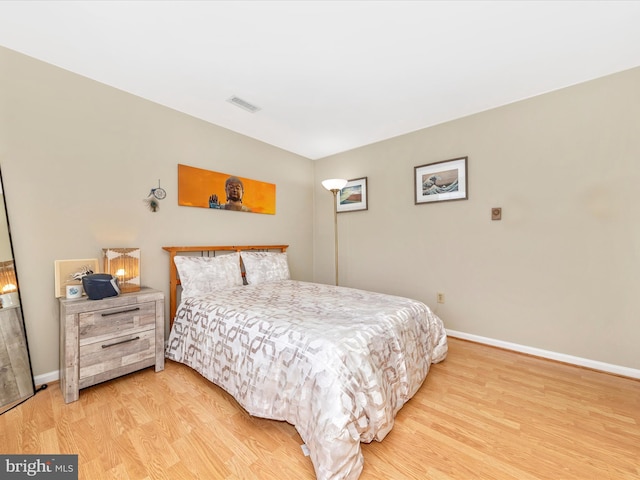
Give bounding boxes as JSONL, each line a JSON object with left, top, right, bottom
{"left": 1, "top": 1, "right": 639, "bottom": 160}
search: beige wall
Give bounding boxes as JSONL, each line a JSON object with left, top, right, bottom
{"left": 314, "top": 67, "right": 640, "bottom": 370}
{"left": 0, "top": 47, "right": 315, "bottom": 377}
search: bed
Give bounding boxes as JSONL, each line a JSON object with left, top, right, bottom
{"left": 163, "top": 245, "right": 448, "bottom": 480}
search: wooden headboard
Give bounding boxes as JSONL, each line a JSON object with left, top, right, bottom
{"left": 162, "top": 245, "right": 289, "bottom": 327}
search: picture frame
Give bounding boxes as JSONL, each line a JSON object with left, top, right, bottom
{"left": 337, "top": 177, "right": 368, "bottom": 213}
{"left": 414, "top": 156, "right": 468, "bottom": 204}
{"left": 178, "top": 164, "right": 276, "bottom": 215}
{"left": 54, "top": 258, "right": 100, "bottom": 298}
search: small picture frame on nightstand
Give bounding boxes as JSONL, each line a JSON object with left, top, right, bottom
{"left": 54, "top": 258, "right": 100, "bottom": 298}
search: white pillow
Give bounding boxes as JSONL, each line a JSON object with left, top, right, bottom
{"left": 174, "top": 253, "right": 243, "bottom": 298}
{"left": 241, "top": 251, "right": 290, "bottom": 285}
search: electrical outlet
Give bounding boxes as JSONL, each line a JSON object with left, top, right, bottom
{"left": 437, "top": 293, "right": 445, "bottom": 304}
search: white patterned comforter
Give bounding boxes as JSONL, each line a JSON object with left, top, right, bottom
{"left": 165, "top": 280, "right": 447, "bottom": 480}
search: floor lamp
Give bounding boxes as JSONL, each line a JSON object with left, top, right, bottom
{"left": 322, "top": 178, "right": 348, "bottom": 286}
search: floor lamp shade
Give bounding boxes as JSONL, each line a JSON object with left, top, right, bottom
{"left": 103, "top": 248, "right": 140, "bottom": 293}
{"left": 321, "top": 178, "right": 348, "bottom": 192}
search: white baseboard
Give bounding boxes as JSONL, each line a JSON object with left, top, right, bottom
{"left": 34, "top": 370, "right": 59, "bottom": 387}
{"left": 33, "top": 332, "right": 640, "bottom": 386}
{"left": 446, "top": 329, "right": 640, "bottom": 380}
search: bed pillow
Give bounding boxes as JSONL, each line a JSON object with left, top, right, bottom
{"left": 241, "top": 251, "right": 290, "bottom": 285}
{"left": 174, "top": 252, "right": 243, "bottom": 298}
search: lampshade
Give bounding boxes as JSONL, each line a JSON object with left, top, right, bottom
{"left": 322, "top": 178, "right": 348, "bottom": 192}
{"left": 0, "top": 260, "right": 17, "bottom": 293}
{"left": 103, "top": 248, "right": 140, "bottom": 293}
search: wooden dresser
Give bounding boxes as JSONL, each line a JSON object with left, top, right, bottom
{"left": 59, "top": 287, "right": 165, "bottom": 403}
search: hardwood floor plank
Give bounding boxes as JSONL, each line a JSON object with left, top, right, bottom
{"left": 1, "top": 338, "right": 639, "bottom": 479}
{"left": 110, "top": 433, "right": 148, "bottom": 480}
{"left": 170, "top": 431, "right": 233, "bottom": 479}
{"left": 38, "top": 427, "right": 59, "bottom": 453}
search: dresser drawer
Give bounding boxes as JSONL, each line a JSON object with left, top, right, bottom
{"left": 79, "top": 301, "right": 156, "bottom": 342}
{"left": 78, "top": 328, "right": 156, "bottom": 388}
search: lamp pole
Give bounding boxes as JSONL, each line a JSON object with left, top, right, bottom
{"left": 330, "top": 188, "right": 340, "bottom": 286}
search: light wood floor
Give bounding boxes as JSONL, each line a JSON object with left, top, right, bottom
{"left": 1, "top": 338, "right": 639, "bottom": 479}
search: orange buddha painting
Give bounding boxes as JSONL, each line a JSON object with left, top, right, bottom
{"left": 178, "top": 164, "right": 276, "bottom": 215}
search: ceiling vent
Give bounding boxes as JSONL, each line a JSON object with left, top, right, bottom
{"left": 227, "top": 96, "right": 261, "bottom": 113}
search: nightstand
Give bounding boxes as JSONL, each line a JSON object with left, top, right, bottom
{"left": 59, "top": 287, "right": 165, "bottom": 403}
